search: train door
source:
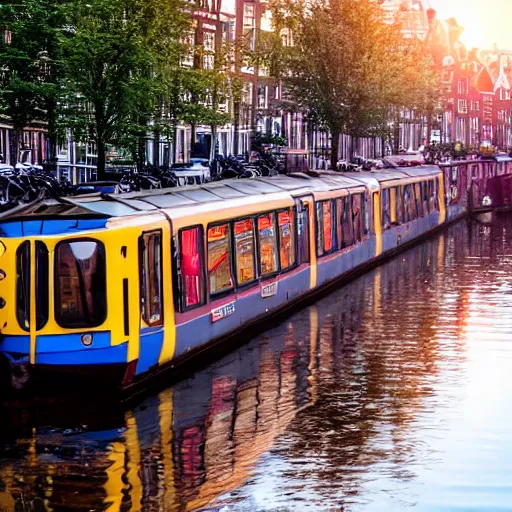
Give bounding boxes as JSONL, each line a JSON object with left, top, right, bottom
{"left": 137, "top": 225, "right": 175, "bottom": 376}
{"left": 294, "top": 194, "right": 316, "bottom": 289}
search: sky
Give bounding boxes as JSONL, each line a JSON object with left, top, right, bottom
{"left": 430, "top": 0, "right": 512, "bottom": 50}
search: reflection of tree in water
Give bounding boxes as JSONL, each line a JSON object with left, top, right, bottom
{"left": 267, "top": 226, "right": 472, "bottom": 508}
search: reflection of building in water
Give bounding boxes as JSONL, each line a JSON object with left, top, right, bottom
{"left": 0, "top": 223, "right": 476, "bottom": 511}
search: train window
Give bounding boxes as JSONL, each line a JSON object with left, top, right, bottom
{"left": 341, "top": 196, "right": 354, "bottom": 248}
{"left": 414, "top": 183, "right": 424, "bottom": 217}
{"left": 16, "top": 241, "right": 31, "bottom": 331}
{"left": 278, "top": 209, "right": 296, "bottom": 270}
{"left": 179, "top": 227, "right": 205, "bottom": 309}
{"left": 234, "top": 219, "right": 256, "bottom": 285}
{"left": 403, "top": 184, "right": 417, "bottom": 223}
{"left": 55, "top": 239, "right": 107, "bottom": 328}
{"left": 323, "top": 201, "right": 334, "bottom": 252}
{"left": 381, "top": 188, "right": 391, "bottom": 230}
{"left": 140, "top": 231, "right": 163, "bottom": 326}
{"left": 258, "top": 213, "right": 278, "bottom": 276}
{"left": 388, "top": 187, "right": 401, "bottom": 225}
{"left": 336, "top": 198, "right": 343, "bottom": 246}
{"left": 395, "top": 187, "right": 403, "bottom": 225}
{"left": 352, "top": 194, "right": 362, "bottom": 242}
{"left": 208, "top": 224, "right": 234, "bottom": 296}
{"left": 35, "top": 241, "right": 49, "bottom": 330}
{"left": 363, "top": 193, "right": 370, "bottom": 235}
{"left": 297, "top": 202, "right": 310, "bottom": 264}
{"left": 434, "top": 178, "right": 440, "bottom": 211}
{"left": 316, "top": 202, "right": 324, "bottom": 256}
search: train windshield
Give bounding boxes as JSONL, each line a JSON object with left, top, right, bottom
{"left": 55, "top": 239, "right": 107, "bottom": 328}
{"left": 16, "top": 241, "right": 49, "bottom": 331}
{"left": 16, "top": 242, "right": 31, "bottom": 331}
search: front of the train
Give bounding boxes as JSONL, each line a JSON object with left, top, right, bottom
{"left": 0, "top": 201, "right": 134, "bottom": 394}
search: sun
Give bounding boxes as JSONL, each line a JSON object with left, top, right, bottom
{"left": 430, "top": 0, "right": 512, "bottom": 50}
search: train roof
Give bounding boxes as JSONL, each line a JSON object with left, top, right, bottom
{"left": 0, "top": 167, "right": 441, "bottom": 224}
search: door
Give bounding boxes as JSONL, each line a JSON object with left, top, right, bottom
{"left": 137, "top": 230, "right": 165, "bottom": 375}
{"left": 295, "top": 194, "right": 316, "bottom": 289}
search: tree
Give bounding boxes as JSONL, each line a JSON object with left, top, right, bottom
{"left": 269, "top": 0, "right": 442, "bottom": 168}
{"left": 59, "top": 0, "right": 192, "bottom": 178}
{"left": 0, "top": 0, "right": 62, "bottom": 165}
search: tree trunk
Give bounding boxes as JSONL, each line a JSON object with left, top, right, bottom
{"left": 233, "top": 101, "right": 240, "bottom": 156}
{"left": 47, "top": 99, "right": 58, "bottom": 161}
{"left": 190, "top": 123, "right": 196, "bottom": 159}
{"left": 330, "top": 127, "right": 340, "bottom": 170}
{"left": 426, "top": 111, "right": 432, "bottom": 147}
{"left": 97, "top": 136, "right": 106, "bottom": 181}
{"left": 10, "top": 128, "right": 21, "bottom": 167}
{"left": 153, "top": 130, "right": 160, "bottom": 168}
{"left": 394, "top": 113, "right": 401, "bottom": 154}
{"left": 210, "top": 125, "right": 217, "bottom": 161}
{"left": 172, "top": 124, "right": 177, "bottom": 165}
{"left": 137, "top": 134, "right": 145, "bottom": 172}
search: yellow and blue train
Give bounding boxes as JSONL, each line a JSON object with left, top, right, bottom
{"left": 0, "top": 156, "right": 509, "bottom": 392}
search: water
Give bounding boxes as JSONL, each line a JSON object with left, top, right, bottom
{"left": 2, "top": 216, "right": 512, "bottom": 512}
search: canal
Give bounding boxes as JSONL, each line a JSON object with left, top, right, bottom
{"left": 1, "top": 215, "right": 512, "bottom": 511}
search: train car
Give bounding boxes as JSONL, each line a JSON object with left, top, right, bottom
{"left": 0, "top": 164, "right": 458, "bottom": 393}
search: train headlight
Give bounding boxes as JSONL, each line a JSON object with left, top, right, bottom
{"left": 81, "top": 334, "right": 93, "bottom": 347}
{"left": 482, "top": 196, "right": 492, "bottom": 206}
{"left": 0, "top": 270, "right": 5, "bottom": 281}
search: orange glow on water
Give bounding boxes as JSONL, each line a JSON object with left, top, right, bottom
{"left": 431, "top": 0, "right": 512, "bottom": 49}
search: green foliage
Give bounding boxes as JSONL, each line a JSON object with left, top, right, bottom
{"left": 58, "top": 0, "right": 193, "bottom": 175}
{"left": 252, "top": 132, "right": 288, "bottom": 151}
{"left": 0, "top": 0, "right": 63, "bottom": 163}
{"left": 268, "top": 0, "right": 444, "bottom": 168}
{"left": 423, "top": 142, "right": 475, "bottom": 163}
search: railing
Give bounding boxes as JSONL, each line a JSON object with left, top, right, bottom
{"left": 55, "top": 163, "right": 98, "bottom": 185}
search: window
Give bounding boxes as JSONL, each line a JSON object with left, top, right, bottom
{"left": 278, "top": 209, "right": 296, "bottom": 270}
{"left": 258, "top": 213, "right": 278, "bottom": 276}
{"left": 297, "top": 202, "right": 310, "bottom": 264}
{"left": 422, "top": 181, "right": 431, "bottom": 215}
{"left": 403, "top": 185, "right": 417, "bottom": 223}
{"left": 140, "top": 232, "right": 163, "bottom": 326}
{"left": 352, "top": 194, "right": 363, "bottom": 242}
{"left": 341, "top": 197, "right": 354, "bottom": 249}
{"left": 362, "top": 193, "right": 370, "bottom": 235}
{"left": 414, "top": 183, "right": 424, "bottom": 217}
{"left": 458, "top": 99, "right": 467, "bottom": 114}
{"left": 16, "top": 241, "right": 31, "bottom": 331}
{"left": 208, "top": 224, "right": 234, "bottom": 296}
{"left": 55, "top": 239, "right": 107, "bottom": 328}
{"left": 471, "top": 101, "right": 480, "bottom": 111}
{"left": 323, "top": 201, "right": 333, "bottom": 252}
{"left": 381, "top": 188, "right": 391, "bottom": 230}
{"left": 316, "top": 201, "right": 334, "bottom": 256}
{"left": 243, "top": 3, "right": 254, "bottom": 28}
{"left": 316, "top": 202, "right": 324, "bottom": 256}
{"left": 395, "top": 187, "right": 404, "bottom": 224}
{"left": 35, "top": 241, "right": 49, "bottom": 330}
{"left": 457, "top": 80, "right": 467, "bottom": 94}
{"left": 234, "top": 219, "right": 256, "bottom": 285}
{"left": 179, "top": 227, "right": 204, "bottom": 309}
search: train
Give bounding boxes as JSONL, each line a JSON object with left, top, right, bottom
{"left": 0, "top": 154, "right": 510, "bottom": 393}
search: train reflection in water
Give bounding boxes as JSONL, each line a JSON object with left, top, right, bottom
{"left": 0, "top": 219, "right": 479, "bottom": 512}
